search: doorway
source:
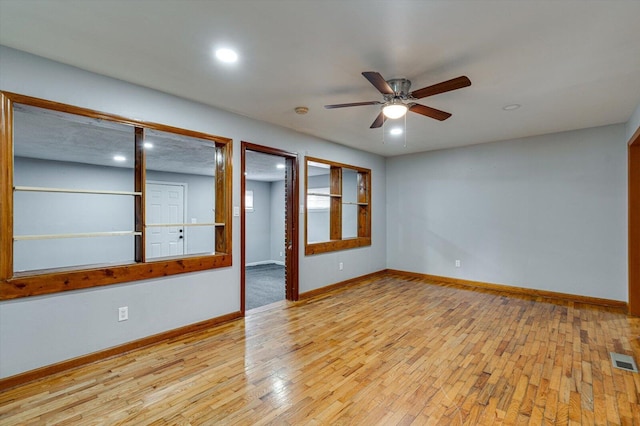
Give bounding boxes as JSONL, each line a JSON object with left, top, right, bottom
{"left": 241, "top": 142, "right": 299, "bottom": 314}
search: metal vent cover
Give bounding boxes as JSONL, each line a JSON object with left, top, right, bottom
{"left": 610, "top": 352, "right": 638, "bottom": 373}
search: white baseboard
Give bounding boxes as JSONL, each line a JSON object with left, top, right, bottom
{"left": 245, "top": 260, "right": 285, "bottom": 267}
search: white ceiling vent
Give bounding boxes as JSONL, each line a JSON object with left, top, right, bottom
{"left": 610, "top": 352, "right": 638, "bottom": 373}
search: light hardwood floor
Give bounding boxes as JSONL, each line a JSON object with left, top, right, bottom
{"left": 1, "top": 272, "right": 639, "bottom": 425}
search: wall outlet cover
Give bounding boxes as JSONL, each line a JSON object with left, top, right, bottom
{"left": 118, "top": 306, "right": 128, "bottom": 322}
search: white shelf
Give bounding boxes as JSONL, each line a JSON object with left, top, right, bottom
{"left": 14, "top": 186, "right": 141, "bottom": 196}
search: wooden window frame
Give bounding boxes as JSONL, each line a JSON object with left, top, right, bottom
{"left": 0, "top": 91, "right": 232, "bottom": 300}
{"left": 304, "top": 156, "right": 371, "bottom": 255}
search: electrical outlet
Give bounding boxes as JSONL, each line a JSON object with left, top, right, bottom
{"left": 118, "top": 306, "right": 128, "bottom": 322}
{"left": 279, "top": 252, "right": 283, "bottom": 257}
{"left": 455, "top": 260, "right": 461, "bottom": 268}
{"left": 339, "top": 262, "right": 344, "bottom": 271}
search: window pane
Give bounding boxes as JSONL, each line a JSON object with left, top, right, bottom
{"left": 12, "top": 103, "right": 135, "bottom": 272}
{"left": 145, "top": 129, "right": 216, "bottom": 258}
{"left": 307, "top": 163, "right": 330, "bottom": 242}
{"left": 304, "top": 157, "right": 371, "bottom": 255}
{"left": 342, "top": 168, "right": 358, "bottom": 203}
{"left": 245, "top": 190, "right": 254, "bottom": 211}
{"left": 342, "top": 168, "right": 358, "bottom": 238}
{"left": 14, "top": 236, "right": 135, "bottom": 273}
{"left": 342, "top": 204, "right": 358, "bottom": 239}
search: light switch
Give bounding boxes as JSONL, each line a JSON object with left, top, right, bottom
{"left": 233, "top": 206, "right": 240, "bottom": 217}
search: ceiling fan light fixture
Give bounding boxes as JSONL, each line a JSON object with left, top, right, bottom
{"left": 382, "top": 102, "right": 408, "bottom": 119}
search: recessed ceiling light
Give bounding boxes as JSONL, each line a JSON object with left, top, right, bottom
{"left": 502, "top": 104, "right": 521, "bottom": 111}
{"left": 276, "top": 164, "right": 285, "bottom": 169}
{"left": 390, "top": 127, "right": 403, "bottom": 136}
{"left": 143, "top": 142, "right": 153, "bottom": 149}
{"left": 215, "top": 48, "right": 238, "bottom": 63}
{"left": 113, "top": 155, "right": 126, "bottom": 162}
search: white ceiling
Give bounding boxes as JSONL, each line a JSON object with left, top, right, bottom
{"left": 1, "top": 0, "right": 639, "bottom": 157}
{"left": 245, "top": 150, "right": 286, "bottom": 182}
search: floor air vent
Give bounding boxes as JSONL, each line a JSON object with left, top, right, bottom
{"left": 610, "top": 352, "right": 639, "bottom": 373}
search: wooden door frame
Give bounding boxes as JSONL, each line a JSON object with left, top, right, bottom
{"left": 629, "top": 125, "right": 640, "bottom": 316}
{"left": 241, "top": 142, "right": 299, "bottom": 315}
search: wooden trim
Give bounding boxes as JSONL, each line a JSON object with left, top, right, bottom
{"left": 134, "top": 127, "right": 146, "bottom": 262}
{"left": 1, "top": 91, "right": 232, "bottom": 145}
{"left": 242, "top": 142, "right": 299, "bottom": 161}
{"left": 0, "top": 93, "right": 13, "bottom": 281}
{"left": 305, "top": 237, "right": 371, "bottom": 255}
{"left": 240, "top": 144, "right": 247, "bottom": 314}
{"left": 387, "top": 269, "right": 628, "bottom": 310}
{"left": 629, "top": 124, "right": 640, "bottom": 316}
{"left": 1, "top": 91, "right": 234, "bottom": 299}
{"left": 329, "top": 166, "right": 342, "bottom": 240}
{"left": 304, "top": 156, "right": 309, "bottom": 250}
{"left": 214, "top": 142, "right": 232, "bottom": 255}
{"left": 1, "top": 254, "right": 232, "bottom": 300}
{"left": 299, "top": 270, "right": 387, "bottom": 300}
{"left": 305, "top": 156, "right": 370, "bottom": 173}
{"left": 357, "top": 171, "right": 371, "bottom": 238}
{"left": 304, "top": 156, "right": 372, "bottom": 255}
{"left": 241, "top": 142, "right": 300, "bottom": 307}
{"left": 0, "top": 311, "right": 242, "bottom": 391}
{"left": 285, "top": 154, "right": 300, "bottom": 301}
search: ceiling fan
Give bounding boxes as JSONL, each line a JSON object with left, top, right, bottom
{"left": 324, "top": 72, "right": 471, "bottom": 128}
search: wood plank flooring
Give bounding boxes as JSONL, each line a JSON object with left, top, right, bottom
{"left": 1, "top": 272, "right": 639, "bottom": 425}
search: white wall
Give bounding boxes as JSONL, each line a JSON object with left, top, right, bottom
{"left": 14, "top": 157, "right": 134, "bottom": 271}
{"left": 269, "top": 180, "right": 286, "bottom": 263}
{"left": 387, "top": 124, "right": 628, "bottom": 301}
{"left": 245, "top": 180, "right": 272, "bottom": 264}
{"left": 13, "top": 157, "right": 215, "bottom": 271}
{"left": 307, "top": 174, "right": 331, "bottom": 242}
{"left": 627, "top": 101, "right": 640, "bottom": 142}
{"left": 0, "top": 46, "right": 387, "bottom": 378}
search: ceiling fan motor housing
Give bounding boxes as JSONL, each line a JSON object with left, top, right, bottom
{"left": 386, "top": 78, "right": 412, "bottom": 100}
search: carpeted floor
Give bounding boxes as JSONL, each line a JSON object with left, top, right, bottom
{"left": 245, "top": 263, "right": 285, "bottom": 310}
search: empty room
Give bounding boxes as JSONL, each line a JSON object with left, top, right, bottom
{"left": 1, "top": 1, "right": 639, "bottom": 424}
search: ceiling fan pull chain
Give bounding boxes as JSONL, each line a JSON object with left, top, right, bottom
{"left": 404, "top": 114, "right": 407, "bottom": 148}
{"left": 382, "top": 116, "right": 386, "bottom": 145}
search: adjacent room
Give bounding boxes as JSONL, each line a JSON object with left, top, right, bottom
{"left": 244, "top": 150, "right": 286, "bottom": 311}
{"left": 0, "top": 1, "right": 639, "bottom": 424}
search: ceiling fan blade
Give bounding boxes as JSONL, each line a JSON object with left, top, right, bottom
{"left": 410, "top": 76, "right": 471, "bottom": 99}
{"left": 370, "top": 112, "right": 386, "bottom": 128}
{"left": 324, "top": 101, "right": 382, "bottom": 109}
{"left": 362, "top": 71, "right": 394, "bottom": 95}
{"left": 409, "top": 104, "right": 452, "bottom": 121}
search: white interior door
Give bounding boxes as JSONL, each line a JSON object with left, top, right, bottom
{"left": 146, "top": 183, "right": 185, "bottom": 258}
